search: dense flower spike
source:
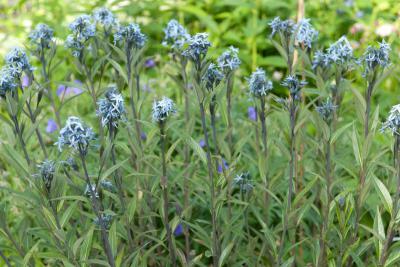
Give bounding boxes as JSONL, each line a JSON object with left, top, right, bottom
{"left": 182, "top": 33, "right": 211, "bottom": 64}
{"left": 361, "top": 40, "right": 391, "bottom": 77}
{"left": 96, "top": 86, "right": 125, "bottom": 128}
{"left": 296, "top": 18, "right": 318, "bottom": 48}
{"left": 316, "top": 98, "right": 337, "bottom": 123}
{"left": 248, "top": 68, "right": 273, "bottom": 97}
{"left": 0, "top": 66, "right": 18, "bottom": 97}
{"left": 36, "top": 160, "right": 55, "bottom": 190}
{"left": 269, "top": 17, "right": 296, "bottom": 38}
{"left": 5, "top": 47, "right": 33, "bottom": 76}
{"left": 114, "top": 23, "right": 147, "bottom": 49}
{"left": 93, "top": 7, "right": 118, "bottom": 29}
{"left": 202, "top": 63, "right": 224, "bottom": 91}
{"left": 162, "top": 19, "right": 190, "bottom": 50}
{"left": 381, "top": 104, "right": 400, "bottom": 136}
{"left": 281, "top": 75, "right": 307, "bottom": 101}
{"left": 56, "top": 116, "right": 95, "bottom": 153}
{"left": 217, "top": 46, "right": 241, "bottom": 74}
{"left": 152, "top": 96, "right": 176, "bottom": 123}
{"left": 233, "top": 172, "right": 253, "bottom": 193}
{"left": 327, "top": 36, "right": 353, "bottom": 65}
{"left": 29, "top": 23, "right": 54, "bottom": 50}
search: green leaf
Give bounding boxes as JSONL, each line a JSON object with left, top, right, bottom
{"left": 109, "top": 221, "right": 117, "bottom": 257}
{"left": 60, "top": 201, "right": 78, "bottom": 227}
{"left": 80, "top": 225, "right": 94, "bottom": 263}
{"left": 186, "top": 137, "right": 206, "bottom": 164}
{"left": 218, "top": 242, "right": 234, "bottom": 267}
{"left": 374, "top": 176, "right": 393, "bottom": 215}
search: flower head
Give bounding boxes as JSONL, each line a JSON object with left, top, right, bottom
{"left": 174, "top": 223, "right": 184, "bottom": 236}
{"left": 233, "top": 172, "right": 253, "bottom": 193}
{"left": 182, "top": 33, "right": 211, "bottom": 64}
{"left": 29, "top": 23, "right": 54, "bottom": 50}
{"left": 316, "top": 98, "right": 337, "bottom": 124}
{"left": 93, "top": 7, "right": 118, "bottom": 29}
{"left": 37, "top": 160, "right": 55, "bottom": 190}
{"left": 65, "top": 35, "right": 85, "bottom": 57}
{"left": 152, "top": 97, "right": 176, "bottom": 123}
{"left": 85, "top": 184, "right": 99, "bottom": 199}
{"left": 312, "top": 50, "right": 330, "bottom": 70}
{"left": 217, "top": 46, "right": 241, "bottom": 74}
{"left": 162, "top": 19, "right": 190, "bottom": 50}
{"left": 281, "top": 75, "right": 307, "bottom": 101}
{"left": 296, "top": 18, "right": 318, "bottom": 48}
{"left": 202, "top": 63, "right": 223, "bottom": 91}
{"left": 248, "top": 68, "right": 273, "bottom": 97}
{"left": 5, "top": 47, "right": 33, "bottom": 76}
{"left": 96, "top": 86, "right": 125, "bottom": 128}
{"left": 0, "top": 66, "right": 18, "bottom": 98}
{"left": 94, "top": 214, "right": 113, "bottom": 229}
{"left": 114, "top": 23, "right": 147, "bottom": 49}
{"left": 217, "top": 159, "right": 229, "bottom": 173}
{"left": 69, "top": 15, "right": 96, "bottom": 40}
{"left": 381, "top": 104, "right": 400, "bottom": 136}
{"left": 56, "top": 116, "right": 95, "bottom": 153}
{"left": 269, "top": 17, "right": 296, "bottom": 38}
{"left": 361, "top": 40, "right": 391, "bottom": 77}
{"left": 327, "top": 36, "right": 353, "bottom": 65}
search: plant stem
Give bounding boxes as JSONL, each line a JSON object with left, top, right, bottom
{"left": 259, "top": 96, "right": 269, "bottom": 223}
{"left": 25, "top": 100, "right": 48, "bottom": 158}
{"left": 319, "top": 128, "right": 332, "bottom": 266}
{"left": 364, "top": 73, "right": 377, "bottom": 138}
{"left": 277, "top": 99, "right": 297, "bottom": 265}
{"left": 379, "top": 135, "right": 400, "bottom": 266}
{"left": 159, "top": 122, "right": 177, "bottom": 266}
{"left": 11, "top": 115, "right": 31, "bottom": 165}
{"left": 226, "top": 72, "right": 234, "bottom": 153}
{"left": 78, "top": 147, "right": 115, "bottom": 267}
{"left": 0, "top": 250, "right": 12, "bottom": 267}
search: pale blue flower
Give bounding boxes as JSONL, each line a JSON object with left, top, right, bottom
{"left": 29, "top": 23, "right": 54, "bottom": 49}
{"left": 248, "top": 106, "right": 257, "bottom": 121}
{"left": 162, "top": 19, "right": 190, "bottom": 50}
{"left": 94, "top": 214, "right": 113, "bottom": 229}
{"left": 233, "top": 172, "right": 253, "bottom": 193}
{"left": 152, "top": 97, "right": 176, "bottom": 123}
{"left": 5, "top": 47, "right": 33, "bottom": 76}
{"left": 327, "top": 36, "right": 353, "bottom": 65}
{"left": 46, "top": 119, "right": 58, "bottom": 133}
{"left": 36, "top": 159, "right": 55, "bottom": 190}
{"left": 96, "top": 86, "right": 125, "bottom": 128}
{"left": 312, "top": 50, "right": 330, "bottom": 70}
{"left": 361, "top": 40, "right": 390, "bottom": 77}
{"left": 85, "top": 183, "right": 99, "bottom": 199}
{"left": 182, "top": 33, "right": 211, "bottom": 64}
{"left": 69, "top": 15, "right": 96, "bottom": 41}
{"left": 296, "top": 18, "right": 318, "bottom": 48}
{"left": 114, "top": 23, "right": 147, "bottom": 49}
{"left": 316, "top": 98, "right": 337, "bottom": 123}
{"left": 93, "top": 7, "right": 118, "bottom": 29}
{"left": 202, "top": 63, "right": 223, "bottom": 91}
{"left": 269, "top": 17, "right": 295, "bottom": 38}
{"left": 56, "top": 116, "right": 95, "bottom": 153}
{"left": 281, "top": 75, "right": 306, "bottom": 101}
{"left": 381, "top": 104, "right": 400, "bottom": 135}
{"left": 0, "top": 66, "right": 18, "bottom": 97}
{"left": 248, "top": 68, "right": 273, "bottom": 97}
{"left": 217, "top": 46, "right": 241, "bottom": 74}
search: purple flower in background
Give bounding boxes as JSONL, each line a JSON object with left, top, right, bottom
{"left": 248, "top": 106, "right": 257, "bottom": 121}
{"left": 144, "top": 58, "right": 156, "bottom": 68}
{"left": 199, "top": 139, "right": 205, "bottom": 148}
{"left": 57, "top": 80, "right": 83, "bottom": 98}
{"left": 174, "top": 223, "right": 183, "bottom": 236}
{"left": 21, "top": 75, "right": 30, "bottom": 88}
{"left": 140, "top": 131, "right": 147, "bottom": 141}
{"left": 217, "top": 159, "right": 229, "bottom": 173}
{"left": 46, "top": 119, "right": 58, "bottom": 133}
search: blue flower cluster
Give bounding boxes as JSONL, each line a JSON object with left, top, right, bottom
{"left": 0, "top": 66, "right": 18, "bottom": 98}
{"left": 217, "top": 46, "right": 241, "bottom": 74}
{"left": 296, "top": 18, "right": 318, "bottom": 48}
{"left": 56, "top": 116, "right": 95, "bottom": 153}
{"left": 65, "top": 15, "right": 96, "bottom": 57}
{"left": 182, "top": 33, "right": 211, "bottom": 64}
{"left": 326, "top": 36, "right": 353, "bottom": 65}
{"left": 94, "top": 214, "right": 113, "bottom": 229}
{"left": 5, "top": 47, "right": 34, "bottom": 76}
{"left": 248, "top": 68, "right": 273, "bottom": 97}
{"left": 361, "top": 40, "right": 391, "bottom": 77}
{"left": 381, "top": 104, "right": 400, "bottom": 136}
{"left": 93, "top": 7, "right": 118, "bottom": 29}
{"left": 29, "top": 23, "right": 54, "bottom": 50}
{"left": 233, "top": 172, "right": 253, "bottom": 193}
{"left": 96, "top": 86, "right": 125, "bottom": 128}
{"left": 162, "top": 19, "right": 190, "bottom": 50}
{"left": 114, "top": 23, "right": 147, "bottom": 50}
{"left": 281, "top": 75, "right": 307, "bottom": 101}
{"left": 152, "top": 97, "right": 176, "bottom": 123}
{"left": 85, "top": 184, "right": 99, "bottom": 199}
{"left": 202, "top": 63, "right": 224, "bottom": 91}
{"left": 269, "top": 17, "right": 296, "bottom": 38}
{"left": 316, "top": 98, "right": 337, "bottom": 123}
{"left": 312, "top": 50, "right": 330, "bottom": 70}
{"left": 36, "top": 159, "right": 55, "bottom": 190}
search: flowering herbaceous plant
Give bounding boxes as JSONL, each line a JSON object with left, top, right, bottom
{"left": 0, "top": 7, "right": 398, "bottom": 267}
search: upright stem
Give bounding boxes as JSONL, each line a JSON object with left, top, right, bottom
{"left": 319, "top": 128, "right": 332, "bottom": 266}
{"left": 159, "top": 123, "right": 177, "bottom": 266}
{"left": 379, "top": 135, "right": 400, "bottom": 266}
{"left": 78, "top": 148, "right": 115, "bottom": 267}
{"left": 11, "top": 115, "right": 31, "bottom": 165}
{"left": 364, "top": 73, "right": 377, "bottom": 138}
{"left": 0, "top": 250, "right": 12, "bottom": 267}
{"left": 278, "top": 100, "right": 296, "bottom": 265}
{"left": 226, "top": 73, "right": 234, "bottom": 153}
{"left": 25, "top": 100, "right": 48, "bottom": 158}
{"left": 259, "top": 96, "right": 269, "bottom": 222}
